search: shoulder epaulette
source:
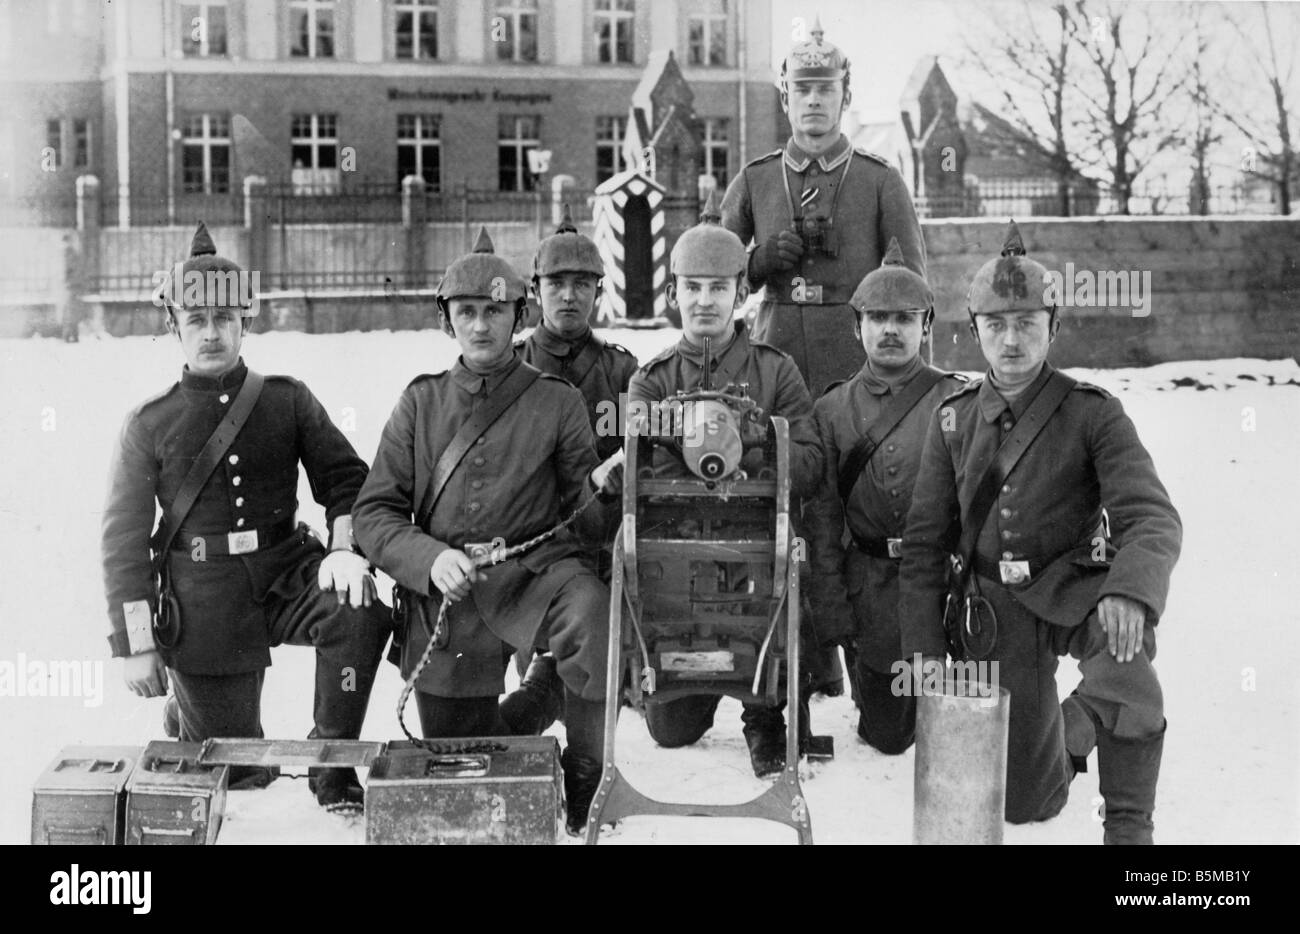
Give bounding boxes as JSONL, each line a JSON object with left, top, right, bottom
{"left": 820, "top": 377, "right": 850, "bottom": 398}
{"left": 262, "top": 373, "right": 299, "bottom": 385}
{"left": 943, "top": 371, "right": 971, "bottom": 383}
{"left": 941, "top": 378, "right": 981, "bottom": 404}
{"left": 749, "top": 336, "right": 797, "bottom": 364}
{"left": 605, "top": 341, "right": 636, "bottom": 358}
{"left": 132, "top": 383, "right": 180, "bottom": 417}
{"left": 853, "top": 147, "right": 892, "bottom": 168}
{"left": 640, "top": 344, "right": 678, "bottom": 372}
{"left": 405, "top": 372, "right": 444, "bottom": 390}
{"left": 745, "top": 149, "right": 783, "bottom": 169}
{"left": 1072, "top": 380, "right": 1113, "bottom": 399}
{"left": 537, "top": 371, "right": 570, "bottom": 385}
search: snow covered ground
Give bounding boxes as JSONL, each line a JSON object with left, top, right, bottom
{"left": 1, "top": 326, "right": 1297, "bottom": 845}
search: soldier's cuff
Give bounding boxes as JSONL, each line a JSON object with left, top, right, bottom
{"left": 107, "top": 630, "right": 132, "bottom": 658}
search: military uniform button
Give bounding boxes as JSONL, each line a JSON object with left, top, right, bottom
{"left": 471, "top": 480, "right": 483, "bottom": 490}
{"left": 476, "top": 437, "right": 486, "bottom": 446}
{"left": 235, "top": 497, "right": 244, "bottom": 507}
{"left": 1002, "top": 551, "right": 1014, "bottom": 561}
{"left": 1000, "top": 529, "right": 1011, "bottom": 539}
{"left": 232, "top": 476, "right": 242, "bottom": 486}
{"left": 468, "top": 502, "right": 481, "bottom": 512}
{"left": 890, "top": 489, "right": 900, "bottom": 498}
{"left": 887, "top": 466, "right": 898, "bottom": 476}
{"left": 1002, "top": 420, "right": 1013, "bottom": 432}
{"left": 1000, "top": 507, "right": 1011, "bottom": 519}
{"left": 1001, "top": 484, "right": 1011, "bottom": 494}
{"left": 886, "top": 444, "right": 896, "bottom": 453}
{"left": 219, "top": 394, "right": 230, "bottom": 404}
{"left": 236, "top": 518, "right": 245, "bottom": 528}
{"left": 228, "top": 454, "right": 239, "bottom": 465}
{"left": 473, "top": 457, "right": 485, "bottom": 467}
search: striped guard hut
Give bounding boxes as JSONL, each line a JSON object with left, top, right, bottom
{"left": 591, "top": 170, "right": 668, "bottom": 326}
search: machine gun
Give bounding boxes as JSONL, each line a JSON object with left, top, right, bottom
{"left": 584, "top": 337, "right": 815, "bottom": 844}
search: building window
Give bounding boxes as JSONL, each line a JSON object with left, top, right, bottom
{"left": 702, "top": 117, "right": 729, "bottom": 188}
{"left": 72, "top": 118, "right": 90, "bottom": 168}
{"left": 46, "top": 119, "right": 62, "bottom": 169}
{"left": 395, "top": 0, "right": 438, "bottom": 60}
{"left": 290, "top": 0, "right": 335, "bottom": 58}
{"left": 594, "top": 0, "right": 634, "bottom": 64}
{"left": 688, "top": 0, "right": 727, "bottom": 67}
{"left": 494, "top": 0, "right": 538, "bottom": 63}
{"left": 181, "top": 1, "right": 229, "bottom": 57}
{"left": 397, "top": 114, "right": 441, "bottom": 191}
{"left": 291, "top": 113, "right": 338, "bottom": 170}
{"left": 181, "top": 113, "right": 231, "bottom": 194}
{"left": 595, "top": 116, "right": 628, "bottom": 184}
{"left": 498, "top": 115, "right": 539, "bottom": 191}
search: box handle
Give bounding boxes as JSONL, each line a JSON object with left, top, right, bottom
{"left": 425, "top": 755, "right": 490, "bottom": 778}
{"left": 133, "top": 825, "right": 198, "bottom": 844}
{"left": 44, "top": 825, "right": 107, "bottom": 845}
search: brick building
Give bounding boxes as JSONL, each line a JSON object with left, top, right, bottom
{"left": 0, "top": 0, "right": 785, "bottom": 224}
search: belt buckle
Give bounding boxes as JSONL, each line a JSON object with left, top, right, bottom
{"left": 795, "top": 283, "right": 823, "bottom": 304}
{"left": 464, "top": 540, "right": 506, "bottom": 565}
{"left": 227, "top": 530, "right": 260, "bottom": 555}
{"left": 998, "top": 559, "right": 1031, "bottom": 585}
{"left": 886, "top": 538, "right": 903, "bottom": 559}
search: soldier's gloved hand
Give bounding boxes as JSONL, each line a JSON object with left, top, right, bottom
{"left": 909, "top": 654, "right": 947, "bottom": 694}
{"left": 318, "top": 549, "right": 376, "bottom": 608}
{"left": 123, "top": 650, "right": 168, "bottom": 698}
{"left": 1097, "top": 594, "right": 1147, "bottom": 663}
{"left": 431, "top": 549, "right": 485, "bottom": 603}
{"left": 590, "top": 448, "right": 626, "bottom": 500}
{"left": 748, "top": 229, "right": 804, "bottom": 281}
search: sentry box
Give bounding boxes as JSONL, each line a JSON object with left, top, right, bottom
{"left": 366, "top": 737, "right": 565, "bottom": 845}
{"left": 32, "top": 746, "right": 140, "bottom": 845}
{"left": 124, "top": 741, "right": 228, "bottom": 845}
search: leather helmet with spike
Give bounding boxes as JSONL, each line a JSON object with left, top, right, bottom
{"left": 533, "top": 204, "right": 604, "bottom": 278}
{"left": 781, "top": 16, "right": 850, "bottom": 93}
{"left": 436, "top": 225, "right": 529, "bottom": 302}
{"left": 159, "top": 221, "right": 256, "bottom": 315}
{"left": 850, "top": 236, "right": 934, "bottom": 314}
{"left": 966, "top": 220, "right": 1056, "bottom": 316}
{"left": 670, "top": 188, "right": 746, "bottom": 277}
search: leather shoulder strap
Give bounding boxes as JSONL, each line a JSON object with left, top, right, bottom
{"left": 156, "top": 371, "right": 266, "bottom": 556}
{"left": 955, "top": 371, "right": 1076, "bottom": 571}
{"left": 837, "top": 368, "right": 944, "bottom": 502}
{"left": 564, "top": 335, "right": 605, "bottom": 390}
{"left": 419, "top": 363, "right": 541, "bottom": 527}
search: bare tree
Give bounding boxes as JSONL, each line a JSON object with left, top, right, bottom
{"left": 1187, "top": 7, "right": 1222, "bottom": 215}
{"left": 1064, "top": 0, "right": 1193, "bottom": 215}
{"left": 957, "top": 1, "right": 1086, "bottom": 214}
{"left": 1214, "top": 1, "right": 1298, "bottom": 215}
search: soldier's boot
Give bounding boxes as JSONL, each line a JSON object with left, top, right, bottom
{"left": 308, "top": 766, "right": 364, "bottom": 813}
{"left": 807, "top": 643, "right": 845, "bottom": 698}
{"left": 561, "top": 691, "right": 607, "bottom": 836}
{"left": 741, "top": 704, "right": 787, "bottom": 778}
{"left": 1096, "top": 721, "right": 1165, "bottom": 845}
{"left": 499, "top": 654, "right": 565, "bottom": 735}
{"left": 855, "top": 666, "right": 916, "bottom": 755}
{"left": 644, "top": 695, "right": 721, "bottom": 748}
{"left": 1062, "top": 691, "right": 1098, "bottom": 781}
{"left": 162, "top": 694, "right": 180, "bottom": 739}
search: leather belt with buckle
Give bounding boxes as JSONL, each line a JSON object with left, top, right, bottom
{"left": 852, "top": 535, "right": 904, "bottom": 561}
{"left": 464, "top": 540, "right": 508, "bottom": 566}
{"left": 972, "top": 553, "right": 1042, "bottom": 586}
{"left": 175, "top": 517, "right": 297, "bottom": 556}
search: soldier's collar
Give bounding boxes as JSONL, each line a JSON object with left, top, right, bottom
{"left": 784, "top": 134, "right": 851, "bottom": 173}
{"left": 676, "top": 320, "right": 746, "bottom": 365}
{"left": 858, "top": 355, "right": 924, "bottom": 396}
{"left": 181, "top": 358, "right": 248, "bottom": 392}
{"left": 452, "top": 350, "right": 522, "bottom": 394}
{"left": 531, "top": 322, "right": 593, "bottom": 357}
{"left": 978, "top": 361, "right": 1055, "bottom": 422}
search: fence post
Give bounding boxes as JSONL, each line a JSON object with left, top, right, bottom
{"left": 244, "top": 175, "right": 269, "bottom": 292}
{"left": 75, "top": 174, "right": 103, "bottom": 336}
{"left": 461, "top": 181, "right": 471, "bottom": 252}
{"left": 403, "top": 175, "right": 427, "bottom": 289}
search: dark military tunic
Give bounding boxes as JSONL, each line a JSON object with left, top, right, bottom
{"left": 628, "top": 321, "right": 823, "bottom": 498}
{"left": 101, "top": 359, "right": 378, "bottom": 675}
{"left": 352, "top": 353, "right": 610, "bottom": 699}
{"left": 721, "top": 134, "right": 926, "bottom": 397}
{"left": 517, "top": 324, "right": 638, "bottom": 461}
{"left": 808, "top": 358, "right": 966, "bottom": 671}
{"left": 899, "top": 362, "right": 1182, "bottom": 821}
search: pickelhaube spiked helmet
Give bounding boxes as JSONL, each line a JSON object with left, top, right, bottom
{"left": 781, "top": 16, "right": 850, "bottom": 89}
{"left": 159, "top": 221, "right": 255, "bottom": 314}
{"left": 670, "top": 188, "right": 746, "bottom": 277}
{"left": 850, "top": 237, "right": 934, "bottom": 313}
{"left": 966, "top": 220, "right": 1056, "bottom": 315}
{"left": 436, "top": 226, "right": 529, "bottom": 302}
{"left": 533, "top": 204, "right": 604, "bottom": 278}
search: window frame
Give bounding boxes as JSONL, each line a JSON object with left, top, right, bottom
{"left": 498, "top": 114, "right": 541, "bottom": 192}
{"left": 289, "top": 0, "right": 336, "bottom": 59}
{"left": 397, "top": 113, "right": 442, "bottom": 192}
{"left": 181, "top": 112, "right": 232, "bottom": 195}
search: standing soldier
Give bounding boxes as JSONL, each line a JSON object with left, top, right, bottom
{"left": 898, "top": 222, "right": 1181, "bottom": 843}
{"left": 102, "top": 223, "right": 390, "bottom": 811}
{"left": 352, "top": 229, "right": 624, "bottom": 835}
{"left": 502, "top": 207, "right": 639, "bottom": 735}
{"left": 721, "top": 19, "right": 926, "bottom": 696}
{"left": 806, "top": 238, "right": 966, "bottom": 755}
{"left": 628, "top": 203, "right": 824, "bottom": 778}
